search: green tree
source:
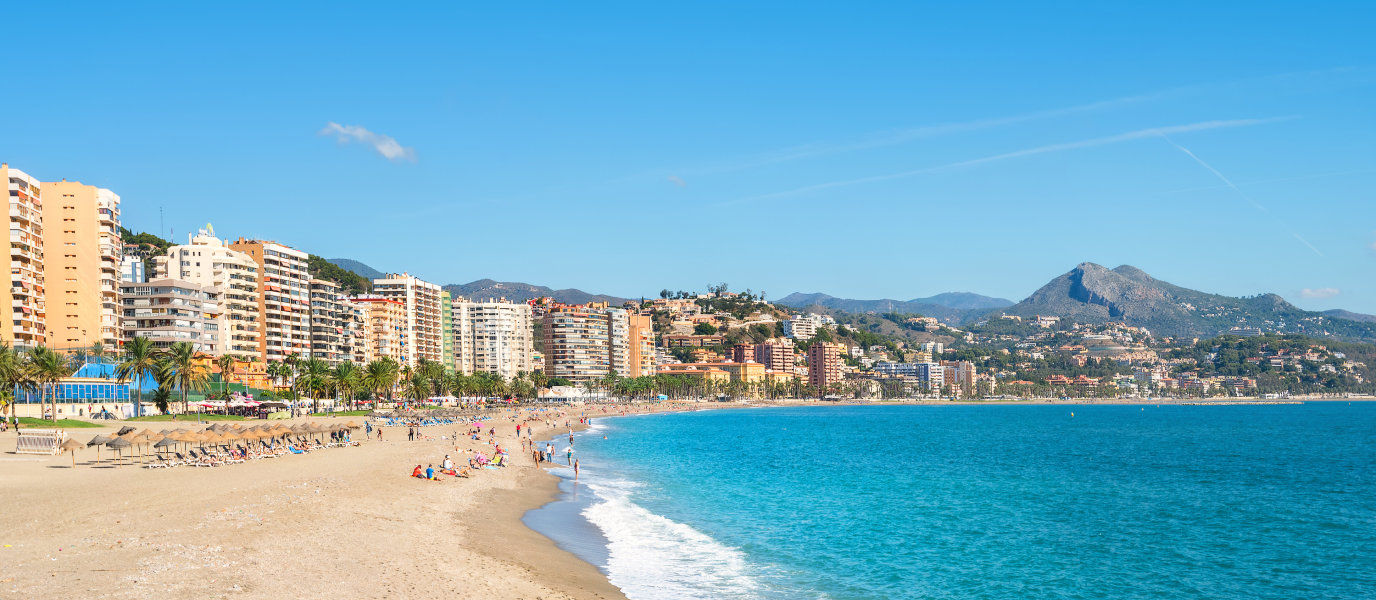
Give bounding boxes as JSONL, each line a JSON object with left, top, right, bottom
{"left": 27, "top": 346, "right": 73, "bottom": 421}
{"left": 114, "top": 337, "right": 160, "bottom": 415}
{"left": 694, "top": 323, "right": 718, "bottom": 335}
{"left": 333, "top": 361, "right": 361, "bottom": 410}
{"left": 164, "top": 342, "right": 210, "bottom": 413}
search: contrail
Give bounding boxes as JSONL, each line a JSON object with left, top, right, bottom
{"left": 719, "top": 118, "right": 1279, "bottom": 207}
{"left": 1148, "top": 167, "right": 1376, "bottom": 195}
{"left": 1164, "top": 135, "right": 1324, "bottom": 257}
{"left": 1162, "top": 136, "right": 1269, "bottom": 213}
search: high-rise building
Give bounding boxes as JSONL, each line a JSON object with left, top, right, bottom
{"left": 756, "top": 339, "right": 796, "bottom": 373}
{"left": 452, "top": 296, "right": 535, "bottom": 379}
{"left": 228, "top": 238, "right": 311, "bottom": 362}
{"left": 730, "top": 344, "right": 756, "bottom": 364}
{"left": 627, "top": 313, "right": 655, "bottom": 377}
{"left": 338, "top": 297, "right": 369, "bottom": 364}
{"left": 1, "top": 164, "right": 45, "bottom": 348}
{"left": 372, "top": 272, "right": 441, "bottom": 367}
{"left": 542, "top": 306, "right": 610, "bottom": 383}
{"left": 119, "top": 279, "right": 218, "bottom": 351}
{"left": 351, "top": 295, "right": 407, "bottom": 364}
{"left": 154, "top": 230, "right": 261, "bottom": 358}
{"left": 41, "top": 180, "right": 122, "bottom": 349}
{"left": 807, "top": 342, "right": 845, "bottom": 389}
{"left": 308, "top": 279, "right": 347, "bottom": 365}
{"left": 441, "top": 291, "right": 454, "bottom": 370}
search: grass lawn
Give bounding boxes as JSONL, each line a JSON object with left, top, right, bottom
{"left": 125, "top": 414, "right": 247, "bottom": 422}
{"left": 14, "top": 417, "right": 104, "bottom": 428}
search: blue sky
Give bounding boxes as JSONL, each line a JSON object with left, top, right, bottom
{"left": 4, "top": 2, "right": 1375, "bottom": 312}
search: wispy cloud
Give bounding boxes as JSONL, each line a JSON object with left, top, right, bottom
{"left": 319, "top": 122, "right": 416, "bottom": 162}
{"left": 667, "top": 176, "right": 687, "bottom": 187}
{"left": 721, "top": 118, "right": 1277, "bottom": 206}
{"left": 1148, "top": 168, "right": 1376, "bottom": 195}
{"left": 1162, "top": 135, "right": 1324, "bottom": 257}
{"left": 1300, "top": 288, "right": 1341, "bottom": 299}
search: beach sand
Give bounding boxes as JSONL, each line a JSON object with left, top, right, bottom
{"left": 0, "top": 412, "right": 629, "bottom": 600}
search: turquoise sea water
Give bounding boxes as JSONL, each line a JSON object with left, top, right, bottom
{"left": 527, "top": 404, "right": 1376, "bottom": 599}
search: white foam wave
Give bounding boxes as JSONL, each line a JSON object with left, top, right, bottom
{"left": 583, "top": 480, "right": 764, "bottom": 600}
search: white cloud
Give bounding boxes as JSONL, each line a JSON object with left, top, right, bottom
{"left": 319, "top": 122, "right": 416, "bottom": 162}
{"left": 667, "top": 176, "right": 686, "bottom": 187}
{"left": 1300, "top": 288, "right": 1341, "bottom": 299}
{"left": 1369, "top": 240, "right": 1376, "bottom": 251}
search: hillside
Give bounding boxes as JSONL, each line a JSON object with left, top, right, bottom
{"left": 326, "top": 258, "right": 385, "bottom": 280}
{"left": 999, "top": 262, "right": 1376, "bottom": 341}
{"left": 444, "top": 279, "right": 628, "bottom": 305}
{"left": 775, "top": 292, "right": 998, "bottom": 325}
{"left": 309, "top": 255, "right": 372, "bottom": 295}
{"left": 1325, "top": 309, "right": 1376, "bottom": 323}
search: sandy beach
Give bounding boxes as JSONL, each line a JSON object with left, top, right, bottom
{"left": 0, "top": 409, "right": 641, "bottom": 600}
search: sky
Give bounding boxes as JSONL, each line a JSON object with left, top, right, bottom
{"left": 3, "top": 2, "right": 1375, "bottom": 312}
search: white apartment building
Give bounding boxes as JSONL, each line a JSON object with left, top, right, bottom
{"left": 229, "top": 238, "right": 311, "bottom": 362}
{"left": 308, "top": 279, "right": 348, "bottom": 365}
{"left": 155, "top": 230, "right": 261, "bottom": 358}
{"left": 783, "top": 314, "right": 825, "bottom": 340}
{"left": 338, "top": 297, "right": 369, "bottom": 364}
{"left": 372, "top": 272, "right": 441, "bottom": 367}
{"left": 451, "top": 296, "right": 535, "bottom": 379}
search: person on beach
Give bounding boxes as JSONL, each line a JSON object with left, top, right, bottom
{"left": 547, "top": 443, "right": 555, "bottom": 464}
{"left": 377, "top": 428, "right": 384, "bottom": 441}
{"left": 408, "top": 427, "right": 415, "bottom": 441}
{"left": 566, "top": 447, "right": 573, "bottom": 465}
{"left": 426, "top": 464, "right": 436, "bottom": 480}
{"left": 574, "top": 458, "right": 579, "bottom": 481}
{"left": 412, "top": 464, "right": 424, "bottom": 478}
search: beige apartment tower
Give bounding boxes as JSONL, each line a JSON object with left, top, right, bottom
{"left": 372, "top": 272, "right": 441, "bottom": 367}
{"left": 154, "top": 229, "right": 261, "bottom": 357}
{"left": 2, "top": 165, "right": 45, "bottom": 347}
{"left": 228, "top": 238, "right": 311, "bottom": 362}
{"left": 451, "top": 296, "right": 535, "bottom": 379}
{"left": 41, "top": 180, "right": 122, "bottom": 349}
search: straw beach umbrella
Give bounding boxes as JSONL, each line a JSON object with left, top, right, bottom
{"left": 60, "top": 438, "right": 84, "bottom": 468}
{"left": 87, "top": 435, "right": 111, "bottom": 462}
{"left": 107, "top": 436, "right": 131, "bottom": 467}
{"left": 127, "top": 435, "right": 150, "bottom": 465}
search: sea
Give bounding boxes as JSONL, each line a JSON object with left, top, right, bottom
{"left": 523, "top": 403, "right": 1376, "bottom": 599}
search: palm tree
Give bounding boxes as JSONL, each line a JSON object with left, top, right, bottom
{"left": 164, "top": 342, "right": 210, "bottom": 414}
{"left": 27, "top": 346, "right": 72, "bottom": 421}
{"left": 362, "top": 358, "right": 400, "bottom": 408}
{"left": 332, "top": 361, "right": 360, "bottom": 410}
{"left": 295, "top": 357, "right": 331, "bottom": 414}
{"left": 114, "top": 337, "right": 160, "bottom": 416}
{"left": 217, "top": 354, "right": 238, "bottom": 397}
{"left": 404, "top": 372, "right": 429, "bottom": 404}
{"left": 531, "top": 371, "right": 549, "bottom": 391}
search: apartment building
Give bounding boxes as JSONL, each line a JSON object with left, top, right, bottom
{"left": 807, "top": 342, "right": 845, "bottom": 389}
{"left": 119, "top": 279, "right": 218, "bottom": 351}
{"left": 119, "top": 255, "right": 144, "bottom": 283}
{"left": 2, "top": 164, "right": 45, "bottom": 348}
{"left": 372, "top": 272, "right": 441, "bottom": 367}
{"left": 451, "top": 296, "right": 535, "bottom": 379}
{"left": 731, "top": 339, "right": 795, "bottom": 373}
{"left": 41, "top": 180, "right": 122, "bottom": 349}
{"left": 308, "top": 279, "right": 347, "bottom": 365}
{"left": 542, "top": 306, "right": 611, "bottom": 383}
{"left": 228, "top": 238, "right": 311, "bottom": 361}
{"left": 351, "top": 295, "right": 407, "bottom": 364}
{"left": 783, "top": 315, "right": 822, "bottom": 340}
{"left": 441, "top": 291, "right": 454, "bottom": 370}
{"left": 338, "top": 297, "right": 370, "bottom": 364}
{"left": 154, "top": 230, "right": 261, "bottom": 358}
{"left": 627, "top": 312, "right": 654, "bottom": 377}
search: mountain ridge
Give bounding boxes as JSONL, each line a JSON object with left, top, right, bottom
{"left": 998, "top": 262, "right": 1376, "bottom": 341}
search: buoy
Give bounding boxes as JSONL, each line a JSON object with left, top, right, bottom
{"left": 1071, "top": 412, "right": 1074, "bottom": 417}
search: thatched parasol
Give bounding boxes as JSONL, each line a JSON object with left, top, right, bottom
{"left": 60, "top": 438, "right": 84, "bottom": 468}
{"left": 127, "top": 436, "right": 150, "bottom": 465}
{"left": 87, "top": 435, "right": 111, "bottom": 462}
{"left": 106, "top": 436, "right": 132, "bottom": 467}
{"left": 344, "top": 421, "right": 360, "bottom": 429}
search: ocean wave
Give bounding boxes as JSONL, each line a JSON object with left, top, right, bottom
{"left": 583, "top": 480, "right": 764, "bottom": 600}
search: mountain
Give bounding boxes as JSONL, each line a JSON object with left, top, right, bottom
{"left": 1324, "top": 309, "right": 1376, "bottom": 323}
{"left": 774, "top": 293, "right": 996, "bottom": 325}
{"left": 443, "top": 279, "right": 629, "bottom": 306}
{"left": 999, "top": 262, "right": 1376, "bottom": 341}
{"left": 909, "top": 292, "right": 1013, "bottom": 310}
{"left": 326, "top": 258, "right": 385, "bottom": 281}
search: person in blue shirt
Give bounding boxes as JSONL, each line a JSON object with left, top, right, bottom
{"left": 426, "top": 464, "right": 436, "bottom": 480}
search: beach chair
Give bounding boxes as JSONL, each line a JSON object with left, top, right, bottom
{"left": 189, "top": 449, "right": 220, "bottom": 467}
{"left": 287, "top": 445, "right": 305, "bottom": 454}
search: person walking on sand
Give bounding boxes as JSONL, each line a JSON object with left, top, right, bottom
{"left": 408, "top": 426, "right": 415, "bottom": 441}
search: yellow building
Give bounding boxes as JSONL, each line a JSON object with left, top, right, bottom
{"left": 659, "top": 361, "right": 767, "bottom": 383}
{"left": 41, "top": 179, "right": 122, "bottom": 349}
{"left": 1, "top": 164, "right": 46, "bottom": 347}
